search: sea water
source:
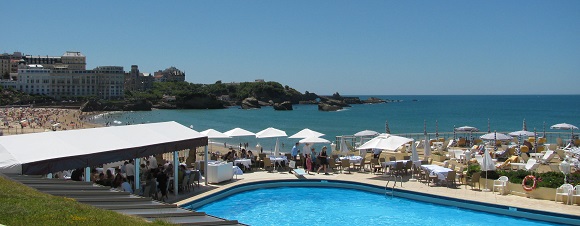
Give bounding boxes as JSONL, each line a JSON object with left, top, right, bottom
{"left": 91, "top": 95, "right": 580, "bottom": 151}
{"left": 192, "top": 187, "right": 556, "bottom": 226}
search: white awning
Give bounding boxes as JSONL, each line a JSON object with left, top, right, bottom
{"left": 0, "top": 121, "right": 207, "bottom": 175}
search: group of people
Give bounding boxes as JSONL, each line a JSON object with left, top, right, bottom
{"left": 297, "top": 143, "right": 329, "bottom": 175}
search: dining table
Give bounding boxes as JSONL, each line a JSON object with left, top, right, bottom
{"left": 339, "top": 155, "right": 363, "bottom": 164}
{"left": 420, "top": 164, "right": 454, "bottom": 180}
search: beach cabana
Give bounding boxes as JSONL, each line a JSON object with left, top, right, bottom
{"left": 0, "top": 121, "right": 208, "bottom": 196}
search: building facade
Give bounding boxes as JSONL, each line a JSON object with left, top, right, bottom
{"left": 153, "top": 66, "right": 186, "bottom": 82}
{"left": 13, "top": 65, "right": 124, "bottom": 100}
{"left": 124, "top": 65, "right": 154, "bottom": 92}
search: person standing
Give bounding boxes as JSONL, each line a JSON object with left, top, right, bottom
{"left": 316, "top": 146, "right": 329, "bottom": 175}
{"left": 125, "top": 160, "right": 135, "bottom": 189}
{"left": 291, "top": 142, "right": 300, "bottom": 160}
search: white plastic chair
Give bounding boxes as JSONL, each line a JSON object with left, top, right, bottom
{"left": 572, "top": 185, "right": 580, "bottom": 205}
{"left": 555, "top": 184, "right": 574, "bottom": 205}
{"left": 493, "top": 176, "right": 509, "bottom": 195}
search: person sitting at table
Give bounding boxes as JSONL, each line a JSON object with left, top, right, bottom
{"left": 106, "top": 168, "right": 115, "bottom": 185}
{"left": 240, "top": 149, "right": 248, "bottom": 159}
{"left": 317, "top": 146, "right": 329, "bottom": 175}
{"left": 222, "top": 151, "right": 232, "bottom": 161}
{"left": 373, "top": 148, "right": 382, "bottom": 159}
{"left": 112, "top": 168, "right": 124, "bottom": 188}
{"left": 120, "top": 177, "right": 133, "bottom": 194}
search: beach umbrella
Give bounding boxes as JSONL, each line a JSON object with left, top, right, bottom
{"left": 340, "top": 137, "right": 350, "bottom": 154}
{"left": 224, "top": 128, "right": 255, "bottom": 137}
{"left": 385, "top": 120, "right": 391, "bottom": 134}
{"left": 453, "top": 125, "right": 456, "bottom": 140}
{"left": 288, "top": 128, "right": 324, "bottom": 139}
{"left": 256, "top": 127, "right": 287, "bottom": 156}
{"left": 411, "top": 140, "right": 419, "bottom": 162}
{"left": 482, "top": 145, "right": 495, "bottom": 192}
{"left": 550, "top": 123, "right": 578, "bottom": 144}
{"left": 354, "top": 130, "right": 379, "bottom": 137}
{"left": 508, "top": 130, "right": 535, "bottom": 137}
{"left": 357, "top": 133, "right": 413, "bottom": 151}
{"left": 299, "top": 136, "right": 331, "bottom": 144}
{"left": 200, "top": 129, "right": 230, "bottom": 154}
{"left": 454, "top": 126, "right": 479, "bottom": 132}
{"left": 480, "top": 132, "right": 511, "bottom": 141}
{"left": 200, "top": 129, "right": 230, "bottom": 139}
{"left": 224, "top": 127, "right": 255, "bottom": 150}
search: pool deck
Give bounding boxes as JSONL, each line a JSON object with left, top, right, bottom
{"left": 172, "top": 169, "right": 580, "bottom": 218}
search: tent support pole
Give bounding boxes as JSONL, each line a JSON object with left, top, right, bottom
{"left": 173, "top": 151, "right": 179, "bottom": 197}
{"left": 204, "top": 145, "right": 208, "bottom": 185}
{"left": 135, "top": 158, "right": 140, "bottom": 192}
{"left": 85, "top": 167, "right": 90, "bottom": 182}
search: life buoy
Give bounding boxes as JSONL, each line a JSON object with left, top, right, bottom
{"left": 522, "top": 175, "right": 537, "bottom": 192}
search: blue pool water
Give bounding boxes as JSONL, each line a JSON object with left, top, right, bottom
{"left": 193, "top": 187, "right": 556, "bottom": 226}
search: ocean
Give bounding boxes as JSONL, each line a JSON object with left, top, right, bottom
{"left": 92, "top": 95, "right": 580, "bottom": 151}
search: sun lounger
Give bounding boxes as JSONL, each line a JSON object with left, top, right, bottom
{"left": 292, "top": 168, "right": 308, "bottom": 178}
{"left": 539, "top": 150, "right": 555, "bottom": 164}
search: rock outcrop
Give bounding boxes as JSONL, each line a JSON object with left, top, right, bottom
{"left": 273, "top": 101, "right": 293, "bottom": 111}
{"left": 318, "top": 102, "right": 343, "bottom": 111}
{"left": 241, "top": 97, "right": 261, "bottom": 109}
{"left": 80, "top": 99, "right": 152, "bottom": 112}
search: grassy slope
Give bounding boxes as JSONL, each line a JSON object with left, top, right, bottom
{"left": 0, "top": 176, "right": 172, "bottom": 225}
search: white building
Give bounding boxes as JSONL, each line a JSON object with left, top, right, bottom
{"left": 13, "top": 65, "right": 124, "bottom": 100}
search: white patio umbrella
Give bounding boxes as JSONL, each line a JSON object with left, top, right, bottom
{"left": 340, "top": 137, "right": 350, "bottom": 154}
{"left": 551, "top": 123, "right": 578, "bottom": 145}
{"left": 256, "top": 127, "right": 287, "bottom": 156}
{"left": 200, "top": 129, "right": 230, "bottom": 153}
{"left": 508, "top": 130, "right": 535, "bottom": 137}
{"left": 299, "top": 136, "right": 331, "bottom": 144}
{"left": 481, "top": 146, "right": 496, "bottom": 192}
{"left": 224, "top": 128, "right": 255, "bottom": 137}
{"left": 224, "top": 127, "right": 256, "bottom": 150}
{"left": 480, "top": 132, "right": 511, "bottom": 141}
{"left": 288, "top": 128, "right": 324, "bottom": 139}
{"left": 356, "top": 133, "right": 413, "bottom": 151}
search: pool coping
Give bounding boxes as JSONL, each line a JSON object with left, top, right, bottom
{"left": 181, "top": 179, "right": 580, "bottom": 226}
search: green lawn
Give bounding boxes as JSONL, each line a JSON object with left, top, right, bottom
{"left": 0, "top": 176, "right": 173, "bottom": 225}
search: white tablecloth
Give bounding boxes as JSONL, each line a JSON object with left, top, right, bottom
{"left": 234, "top": 159, "right": 252, "bottom": 168}
{"left": 270, "top": 156, "right": 287, "bottom": 162}
{"left": 339, "top": 156, "right": 363, "bottom": 164}
{"left": 421, "top": 164, "right": 453, "bottom": 180}
{"left": 382, "top": 160, "right": 421, "bottom": 168}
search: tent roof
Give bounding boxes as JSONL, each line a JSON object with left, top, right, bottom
{"left": 0, "top": 121, "right": 207, "bottom": 175}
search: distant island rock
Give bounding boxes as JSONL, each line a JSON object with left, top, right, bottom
{"left": 273, "top": 101, "right": 293, "bottom": 111}
{"left": 241, "top": 97, "right": 261, "bottom": 109}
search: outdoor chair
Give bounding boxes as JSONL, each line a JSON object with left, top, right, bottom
{"left": 493, "top": 176, "right": 509, "bottom": 195}
{"left": 456, "top": 166, "right": 465, "bottom": 185}
{"left": 263, "top": 158, "right": 274, "bottom": 172}
{"left": 328, "top": 160, "right": 338, "bottom": 173}
{"left": 555, "top": 184, "right": 574, "bottom": 205}
{"left": 403, "top": 160, "right": 412, "bottom": 175}
{"left": 341, "top": 159, "right": 351, "bottom": 174}
{"left": 467, "top": 172, "right": 481, "bottom": 190}
{"left": 539, "top": 150, "right": 556, "bottom": 164}
{"left": 403, "top": 155, "right": 410, "bottom": 160}
{"left": 572, "top": 185, "right": 580, "bottom": 205}
{"left": 354, "top": 159, "right": 366, "bottom": 172}
{"left": 445, "top": 171, "right": 457, "bottom": 188}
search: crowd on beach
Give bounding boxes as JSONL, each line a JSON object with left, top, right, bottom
{"left": 0, "top": 107, "right": 99, "bottom": 135}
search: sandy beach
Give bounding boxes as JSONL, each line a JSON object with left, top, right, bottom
{"left": 0, "top": 107, "right": 102, "bottom": 135}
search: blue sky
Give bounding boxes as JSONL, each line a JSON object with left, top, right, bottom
{"left": 1, "top": 1, "right": 579, "bottom": 95}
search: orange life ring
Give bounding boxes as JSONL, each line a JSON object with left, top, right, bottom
{"left": 522, "top": 175, "right": 537, "bottom": 192}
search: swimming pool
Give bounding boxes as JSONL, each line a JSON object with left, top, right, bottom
{"left": 183, "top": 180, "right": 578, "bottom": 226}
